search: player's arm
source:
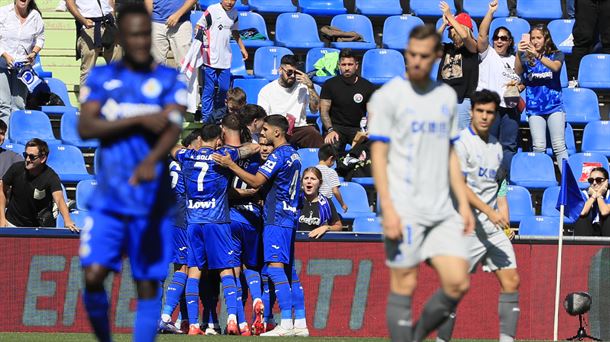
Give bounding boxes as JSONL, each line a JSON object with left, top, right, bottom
{"left": 170, "top": 145, "right": 185, "bottom": 160}
{"left": 237, "top": 143, "right": 261, "bottom": 160}
{"left": 449, "top": 147, "right": 475, "bottom": 234}
{"left": 52, "top": 191, "right": 78, "bottom": 232}
{"left": 464, "top": 184, "right": 509, "bottom": 229}
{"left": 212, "top": 152, "right": 267, "bottom": 188}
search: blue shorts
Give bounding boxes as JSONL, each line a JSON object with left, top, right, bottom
{"left": 230, "top": 220, "right": 262, "bottom": 268}
{"left": 172, "top": 226, "right": 188, "bottom": 265}
{"left": 204, "top": 222, "right": 240, "bottom": 270}
{"left": 187, "top": 223, "right": 206, "bottom": 269}
{"left": 79, "top": 209, "right": 172, "bottom": 281}
{"left": 263, "top": 225, "right": 295, "bottom": 265}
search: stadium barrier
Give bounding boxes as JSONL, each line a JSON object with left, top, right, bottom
{"left": 1, "top": 228, "right": 610, "bottom": 340}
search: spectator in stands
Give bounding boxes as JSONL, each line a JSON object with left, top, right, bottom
{"left": 298, "top": 167, "right": 342, "bottom": 238}
{"left": 0, "top": 0, "right": 44, "bottom": 126}
{"left": 0, "top": 120, "right": 23, "bottom": 178}
{"left": 144, "top": 0, "right": 196, "bottom": 67}
{"left": 258, "top": 55, "right": 323, "bottom": 148}
{"left": 0, "top": 138, "right": 76, "bottom": 230}
{"left": 239, "top": 103, "right": 266, "bottom": 143}
{"left": 320, "top": 49, "right": 375, "bottom": 152}
{"left": 205, "top": 87, "right": 246, "bottom": 124}
{"left": 567, "top": 0, "right": 610, "bottom": 82}
{"left": 196, "top": 0, "right": 247, "bottom": 124}
{"left": 316, "top": 144, "right": 348, "bottom": 213}
{"left": 477, "top": 0, "right": 522, "bottom": 173}
{"left": 575, "top": 167, "right": 610, "bottom": 236}
{"left": 515, "top": 24, "right": 568, "bottom": 169}
{"left": 66, "top": 0, "right": 122, "bottom": 87}
{"left": 437, "top": 2, "right": 479, "bottom": 130}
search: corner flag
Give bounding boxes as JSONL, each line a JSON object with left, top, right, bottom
{"left": 555, "top": 159, "right": 586, "bottom": 222}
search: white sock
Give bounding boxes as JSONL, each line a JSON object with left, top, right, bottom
{"left": 294, "top": 318, "right": 307, "bottom": 329}
{"left": 190, "top": 323, "right": 200, "bottom": 328}
{"left": 227, "top": 314, "right": 237, "bottom": 323}
{"left": 500, "top": 333, "right": 514, "bottom": 342}
{"left": 239, "top": 322, "right": 248, "bottom": 329}
{"left": 280, "top": 319, "right": 293, "bottom": 330}
{"left": 161, "top": 314, "right": 172, "bottom": 323}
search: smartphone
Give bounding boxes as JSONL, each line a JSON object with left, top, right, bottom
{"left": 521, "top": 33, "right": 530, "bottom": 43}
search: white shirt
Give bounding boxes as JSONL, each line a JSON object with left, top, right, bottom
{"left": 368, "top": 77, "right": 459, "bottom": 225}
{"left": 0, "top": 4, "right": 44, "bottom": 67}
{"left": 258, "top": 80, "right": 309, "bottom": 128}
{"left": 454, "top": 127, "right": 503, "bottom": 234}
{"left": 197, "top": 3, "right": 237, "bottom": 69}
{"left": 75, "top": 0, "right": 113, "bottom": 18}
{"left": 477, "top": 46, "right": 520, "bottom": 108}
{"left": 316, "top": 164, "right": 340, "bottom": 198}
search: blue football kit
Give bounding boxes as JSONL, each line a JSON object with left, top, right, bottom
{"left": 169, "top": 160, "right": 188, "bottom": 265}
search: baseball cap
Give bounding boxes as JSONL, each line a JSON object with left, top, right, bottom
{"left": 448, "top": 13, "right": 473, "bottom": 30}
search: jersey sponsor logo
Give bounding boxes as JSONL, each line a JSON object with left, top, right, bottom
{"left": 282, "top": 201, "right": 297, "bottom": 213}
{"left": 101, "top": 99, "right": 163, "bottom": 121}
{"left": 141, "top": 78, "right": 162, "bottom": 98}
{"left": 299, "top": 212, "right": 321, "bottom": 226}
{"left": 261, "top": 160, "right": 277, "bottom": 173}
{"left": 528, "top": 71, "right": 553, "bottom": 81}
{"left": 478, "top": 167, "right": 497, "bottom": 179}
{"left": 410, "top": 121, "right": 448, "bottom": 135}
{"left": 353, "top": 93, "right": 363, "bottom": 103}
{"left": 188, "top": 198, "right": 217, "bottom": 209}
{"left": 103, "top": 79, "right": 122, "bottom": 91}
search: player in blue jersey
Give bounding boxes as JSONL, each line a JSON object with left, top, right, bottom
{"left": 77, "top": 4, "right": 187, "bottom": 342}
{"left": 158, "top": 131, "right": 203, "bottom": 334}
{"left": 213, "top": 114, "right": 302, "bottom": 337}
{"left": 171, "top": 124, "right": 259, "bottom": 335}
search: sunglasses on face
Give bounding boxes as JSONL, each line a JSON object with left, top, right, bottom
{"left": 493, "top": 36, "right": 510, "bottom": 42}
{"left": 588, "top": 177, "right": 606, "bottom": 184}
{"left": 281, "top": 67, "right": 296, "bottom": 77}
{"left": 23, "top": 152, "right": 41, "bottom": 161}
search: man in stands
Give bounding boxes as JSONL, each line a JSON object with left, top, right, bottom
{"left": 66, "top": 0, "right": 122, "bottom": 87}
{"left": 320, "top": 49, "right": 375, "bottom": 152}
{"left": 0, "top": 120, "right": 23, "bottom": 178}
{"left": 258, "top": 55, "right": 323, "bottom": 148}
{"left": 0, "top": 138, "right": 76, "bottom": 230}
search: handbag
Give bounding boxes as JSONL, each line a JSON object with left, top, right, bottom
{"left": 503, "top": 83, "right": 521, "bottom": 109}
{"left": 96, "top": 0, "right": 117, "bottom": 48}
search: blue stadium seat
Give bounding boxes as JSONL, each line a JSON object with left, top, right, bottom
{"left": 47, "top": 145, "right": 93, "bottom": 182}
{"left": 355, "top": 0, "right": 402, "bottom": 16}
{"left": 1, "top": 142, "right": 25, "bottom": 154}
{"left": 297, "top": 148, "right": 320, "bottom": 171}
{"left": 76, "top": 179, "right": 97, "bottom": 211}
{"left": 60, "top": 109, "right": 99, "bottom": 149}
{"left": 581, "top": 121, "right": 610, "bottom": 157}
{"left": 361, "top": 49, "right": 405, "bottom": 85}
{"left": 517, "top": 0, "right": 562, "bottom": 19}
{"left": 275, "top": 13, "right": 325, "bottom": 49}
{"left": 463, "top": 0, "right": 509, "bottom": 18}
{"left": 230, "top": 42, "right": 252, "bottom": 78}
{"left": 253, "top": 46, "right": 294, "bottom": 80}
{"left": 33, "top": 54, "right": 52, "bottom": 78}
{"left": 332, "top": 182, "right": 375, "bottom": 220}
{"left": 578, "top": 54, "right": 610, "bottom": 89}
{"left": 510, "top": 152, "right": 558, "bottom": 188}
{"left": 548, "top": 19, "right": 575, "bottom": 54}
{"left": 436, "top": 17, "right": 479, "bottom": 44}
{"left": 382, "top": 15, "right": 425, "bottom": 50}
{"left": 198, "top": 0, "right": 249, "bottom": 11}
{"left": 299, "top": 0, "right": 347, "bottom": 15}
{"left": 237, "top": 12, "right": 274, "bottom": 48}
{"left": 431, "top": 59, "right": 440, "bottom": 81}
{"left": 249, "top": 0, "right": 297, "bottom": 14}
{"left": 57, "top": 210, "right": 89, "bottom": 229}
{"left": 518, "top": 216, "right": 561, "bottom": 236}
{"left": 541, "top": 186, "right": 579, "bottom": 224}
{"left": 190, "top": 10, "right": 203, "bottom": 32}
{"left": 232, "top": 78, "right": 269, "bottom": 104}
{"left": 410, "top": 0, "right": 455, "bottom": 16}
{"left": 506, "top": 185, "right": 534, "bottom": 225}
{"left": 329, "top": 15, "right": 377, "bottom": 50}
{"left": 489, "top": 17, "right": 530, "bottom": 48}
{"left": 39, "top": 78, "right": 77, "bottom": 116}
{"left": 563, "top": 88, "right": 601, "bottom": 124}
{"left": 352, "top": 216, "right": 382, "bottom": 233}
{"left": 352, "top": 177, "right": 374, "bottom": 187}
{"left": 568, "top": 152, "right": 609, "bottom": 189}
{"left": 9, "top": 110, "right": 60, "bottom": 145}
{"left": 560, "top": 63, "right": 568, "bottom": 88}
{"left": 306, "top": 47, "right": 340, "bottom": 84}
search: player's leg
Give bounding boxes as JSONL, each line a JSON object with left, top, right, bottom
{"left": 159, "top": 226, "right": 189, "bottom": 333}
{"left": 241, "top": 221, "right": 265, "bottom": 333}
{"left": 496, "top": 268, "right": 520, "bottom": 342}
{"left": 233, "top": 267, "right": 252, "bottom": 335}
{"left": 200, "top": 269, "right": 221, "bottom": 335}
{"left": 291, "top": 265, "right": 309, "bottom": 336}
{"left": 82, "top": 264, "right": 112, "bottom": 342}
{"left": 218, "top": 267, "right": 240, "bottom": 335}
{"left": 387, "top": 267, "right": 418, "bottom": 342}
{"left": 261, "top": 265, "right": 276, "bottom": 330}
{"left": 185, "top": 223, "right": 205, "bottom": 334}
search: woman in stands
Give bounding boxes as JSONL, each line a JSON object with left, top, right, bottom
{"left": 515, "top": 24, "right": 568, "bottom": 170}
{"left": 298, "top": 167, "right": 342, "bottom": 238}
{"left": 477, "top": 0, "right": 521, "bottom": 173}
{"left": 575, "top": 167, "right": 610, "bottom": 236}
{"left": 0, "top": 0, "right": 44, "bottom": 126}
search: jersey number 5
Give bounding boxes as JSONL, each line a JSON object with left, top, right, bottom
{"left": 194, "top": 161, "right": 209, "bottom": 192}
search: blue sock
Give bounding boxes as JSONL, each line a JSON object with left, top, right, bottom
{"left": 291, "top": 267, "right": 306, "bottom": 320}
{"left": 244, "top": 268, "right": 262, "bottom": 302}
{"left": 236, "top": 280, "right": 246, "bottom": 325}
{"left": 221, "top": 275, "right": 238, "bottom": 320}
{"left": 134, "top": 296, "right": 161, "bottom": 342}
{"left": 267, "top": 266, "right": 292, "bottom": 328}
{"left": 83, "top": 289, "right": 111, "bottom": 342}
{"left": 261, "top": 270, "right": 275, "bottom": 322}
{"left": 185, "top": 277, "right": 200, "bottom": 326}
{"left": 162, "top": 271, "right": 187, "bottom": 318}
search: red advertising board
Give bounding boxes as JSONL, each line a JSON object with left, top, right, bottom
{"left": 1, "top": 236, "right": 609, "bottom": 340}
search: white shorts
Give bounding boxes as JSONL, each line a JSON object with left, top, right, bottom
{"left": 466, "top": 230, "right": 517, "bottom": 273}
{"left": 385, "top": 215, "right": 469, "bottom": 269}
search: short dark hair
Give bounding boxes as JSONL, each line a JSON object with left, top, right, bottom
{"left": 318, "top": 144, "right": 337, "bottom": 161}
{"left": 339, "top": 49, "right": 357, "bottom": 61}
{"left": 409, "top": 25, "right": 442, "bottom": 52}
{"left": 0, "top": 120, "right": 7, "bottom": 134}
{"left": 200, "top": 124, "right": 222, "bottom": 142}
{"left": 590, "top": 167, "right": 609, "bottom": 180}
{"left": 25, "top": 138, "right": 49, "bottom": 157}
{"left": 182, "top": 130, "right": 201, "bottom": 147}
{"left": 227, "top": 87, "right": 247, "bottom": 105}
{"left": 222, "top": 114, "right": 252, "bottom": 142}
{"left": 471, "top": 89, "right": 501, "bottom": 110}
{"left": 117, "top": 3, "right": 150, "bottom": 29}
{"left": 280, "top": 54, "right": 298, "bottom": 67}
{"left": 264, "top": 115, "right": 289, "bottom": 135}
{"left": 239, "top": 104, "right": 267, "bottom": 126}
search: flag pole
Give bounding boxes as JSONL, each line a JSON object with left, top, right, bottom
{"left": 553, "top": 204, "right": 566, "bottom": 341}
